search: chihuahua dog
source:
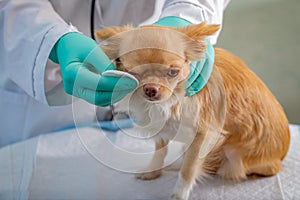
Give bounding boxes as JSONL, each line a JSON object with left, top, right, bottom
{"left": 96, "top": 23, "right": 290, "bottom": 200}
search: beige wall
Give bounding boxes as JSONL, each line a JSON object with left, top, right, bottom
{"left": 217, "top": 0, "right": 300, "bottom": 124}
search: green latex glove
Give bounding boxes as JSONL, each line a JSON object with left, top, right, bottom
{"left": 49, "top": 32, "right": 138, "bottom": 106}
{"left": 155, "top": 16, "right": 214, "bottom": 96}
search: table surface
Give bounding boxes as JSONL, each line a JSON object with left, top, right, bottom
{"left": 0, "top": 125, "right": 299, "bottom": 200}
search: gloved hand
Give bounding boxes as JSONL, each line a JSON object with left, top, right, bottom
{"left": 155, "top": 16, "right": 214, "bottom": 96}
{"left": 49, "top": 32, "right": 138, "bottom": 106}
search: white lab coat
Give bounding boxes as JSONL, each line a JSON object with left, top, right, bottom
{"left": 0, "top": 0, "right": 230, "bottom": 147}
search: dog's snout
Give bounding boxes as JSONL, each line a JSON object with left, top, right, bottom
{"left": 143, "top": 84, "right": 160, "bottom": 100}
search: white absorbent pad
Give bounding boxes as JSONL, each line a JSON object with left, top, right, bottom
{"left": 0, "top": 125, "right": 299, "bottom": 200}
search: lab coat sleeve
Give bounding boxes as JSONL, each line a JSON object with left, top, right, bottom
{"left": 160, "top": 0, "right": 231, "bottom": 44}
{"left": 0, "top": 0, "right": 77, "bottom": 104}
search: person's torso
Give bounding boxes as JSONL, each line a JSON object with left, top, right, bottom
{"left": 49, "top": 0, "right": 163, "bottom": 37}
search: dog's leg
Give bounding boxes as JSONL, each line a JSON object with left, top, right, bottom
{"left": 170, "top": 132, "right": 206, "bottom": 200}
{"left": 136, "top": 139, "right": 169, "bottom": 180}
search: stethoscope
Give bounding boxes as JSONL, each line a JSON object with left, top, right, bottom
{"left": 52, "top": 0, "right": 136, "bottom": 132}
{"left": 89, "top": 0, "right": 136, "bottom": 123}
{"left": 90, "top": 0, "right": 96, "bottom": 40}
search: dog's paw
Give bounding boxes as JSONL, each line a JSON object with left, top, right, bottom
{"left": 135, "top": 170, "right": 162, "bottom": 180}
{"left": 169, "top": 194, "right": 185, "bottom": 200}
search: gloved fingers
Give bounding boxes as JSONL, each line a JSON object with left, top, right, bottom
{"left": 56, "top": 32, "right": 116, "bottom": 73}
{"left": 185, "top": 52, "right": 214, "bottom": 96}
{"left": 72, "top": 87, "right": 131, "bottom": 107}
{"left": 205, "top": 39, "right": 215, "bottom": 58}
{"left": 94, "top": 90, "right": 132, "bottom": 106}
{"left": 185, "top": 74, "right": 206, "bottom": 96}
{"left": 184, "top": 59, "right": 205, "bottom": 90}
{"left": 185, "top": 39, "right": 215, "bottom": 96}
{"left": 83, "top": 45, "right": 116, "bottom": 73}
{"left": 71, "top": 87, "right": 110, "bottom": 106}
{"left": 154, "top": 16, "right": 192, "bottom": 27}
{"left": 63, "top": 64, "right": 137, "bottom": 92}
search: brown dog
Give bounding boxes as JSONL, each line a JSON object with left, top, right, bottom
{"left": 96, "top": 23, "right": 290, "bottom": 200}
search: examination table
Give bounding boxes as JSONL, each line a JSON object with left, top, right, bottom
{"left": 1, "top": 125, "right": 299, "bottom": 200}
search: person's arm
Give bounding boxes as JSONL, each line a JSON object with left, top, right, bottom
{"left": 0, "top": 0, "right": 74, "bottom": 104}
{"left": 160, "top": 0, "right": 231, "bottom": 44}
{"left": 0, "top": 0, "right": 138, "bottom": 106}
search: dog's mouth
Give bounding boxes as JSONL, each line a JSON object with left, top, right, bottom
{"left": 143, "top": 94, "right": 161, "bottom": 102}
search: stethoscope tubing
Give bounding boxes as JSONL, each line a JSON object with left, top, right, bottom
{"left": 90, "top": 0, "right": 96, "bottom": 40}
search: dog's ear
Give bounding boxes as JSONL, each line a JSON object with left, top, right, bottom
{"left": 176, "top": 23, "right": 220, "bottom": 61}
{"left": 176, "top": 22, "right": 220, "bottom": 40}
{"left": 95, "top": 25, "right": 133, "bottom": 40}
{"left": 95, "top": 25, "right": 133, "bottom": 60}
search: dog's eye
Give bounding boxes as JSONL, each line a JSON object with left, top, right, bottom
{"left": 115, "top": 58, "right": 121, "bottom": 64}
{"left": 115, "top": 58, "right": 122, "bottom": 68}
{"left": 167, "top": 69, "right": 180, "bottom": 78}
{"left": 115, "top": 58, "right": 129, "bottom": 72}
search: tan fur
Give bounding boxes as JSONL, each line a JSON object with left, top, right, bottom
{"left": 136, "top": 139, "right": 169, "bottom": 180}
{"left": 96, "top": 23, "right": 290, "bottom": 200}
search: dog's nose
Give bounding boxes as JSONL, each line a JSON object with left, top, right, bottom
{"left": 143, "top": 84, "right": 160, "bottom": 100}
